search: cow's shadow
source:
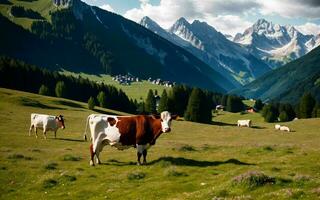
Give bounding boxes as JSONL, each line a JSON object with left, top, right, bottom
{"left": 53, "top": 138, "right": 85, "bottom": 142}
{"left": 104, "top": 157, "right": 254, "bottom": 167}
{"left": 212, "top": 121, "right": 237, "bottom": 127}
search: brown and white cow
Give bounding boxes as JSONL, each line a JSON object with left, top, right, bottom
{"left": 84, "top": 111, "right": 176, "bottom": 166}
{"left": 29, "top": 113, "right": 65, "bottom": 139}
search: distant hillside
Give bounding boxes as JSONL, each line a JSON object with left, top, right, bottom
{"left": 0, "top": 0, "right": 235, "bottom": 93}
{"left": 232, "top": 46, "right": 320, "bottom": 104}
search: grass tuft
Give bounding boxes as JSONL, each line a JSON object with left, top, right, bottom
{"left": 62, "top": 155, "right": 82, "bottom": 161}
{"left": 232, "top": 171, "right": 275, "bottom": 188}
{"left": 7, "top": 153, "right": 33, "bottom": 160}
{"left": 44, "top": 162, "right": 58, "bottom": 170}
{"left": 60, "top": 175, "right": 77, "bottom": 182}
{"left": 263, "top": 146, "right": 274, "bottom": 151}
{"left": 127, "top": 171, "right": 146, "bottom": 180}
{"left": 165, "top": 167, "right": 188, "bottom": 177}
{"left": 42, "top": 179, "right": 58, "bottom": 189}
{"left": 176, "top": 145, "right": 196, "bottom": 152}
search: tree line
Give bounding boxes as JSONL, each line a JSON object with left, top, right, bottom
{"left": 10, "top": 6, "right": 43, "bottom": 19}
{"left": 141, "top": 86, "right": 246, "bottom": 124}
{"left": 258, "top": 92, "right": 320, "bottom": 122}
{"left": 0, "top": 57, "right": 136, "bottom": 113}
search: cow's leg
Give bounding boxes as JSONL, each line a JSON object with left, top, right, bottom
{"left": 142, "top": 149, "right": 147, "bottom": 165}
{"left": 136, "top": 144, "right": 147, "bottom": 165}
{"left": 35, "top": 127, "right": 38, "bottom": 138}
{"left": 29, "top": 125, "right": 33, "bottom": 136}
{"left": 90, "top": 144, "right": 95, "bottom": 166}
{"left": 43, "top": 130, "right": 47, "bottom": 140}
{"left": 54, "top": 131, "right": 57, "bottom": 139}
{"left": 92, "top": 133, "right": 107, "bottom": 165}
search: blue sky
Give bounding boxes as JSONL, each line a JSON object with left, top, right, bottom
{"left": 83, "top": 0, "right": 320, "bottom": 36}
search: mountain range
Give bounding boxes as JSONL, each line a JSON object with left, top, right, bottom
{"left": 0, "top": 0, "right": 235, "bottom": 92}
{"left": 140, "top": 16, "right": 271, "bottom": 86}
{"left": 234, "top": 18, "right": 320, "bottom": 68}
{"left": 231, "top": 45, "right": 320, "bottom": 103}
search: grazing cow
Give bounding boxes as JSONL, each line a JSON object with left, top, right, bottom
{"left": 237, "top": 119, "right": 251, "bottom": 127}
{"left": 29, "top": 113, "right": 65, "bottom": 139}
{"left": 275, "top": 124, "right": 281, "bottom": 130}
{"left": 84, "top": 111, "right": 176, "bottom": 166}
{"left": 279, "top": 126, "right": 290, "bottom": 132}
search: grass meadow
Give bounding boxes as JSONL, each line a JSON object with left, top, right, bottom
{"left": 0, "top": 87, "right": 320, "bottom": 199}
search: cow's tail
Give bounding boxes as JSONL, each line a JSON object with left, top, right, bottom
{"left": 83, "top": 115, "right": 90, "bottom": 141}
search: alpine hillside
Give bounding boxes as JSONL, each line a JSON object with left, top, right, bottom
{"left": 140, "top": 16, "right": 272, "bottom": 86}
{"left": 0, "top": 0, "right": 235, "bottom": 92}
{"left": 231, "top": 45, "right": 320, "bottom": 104}
{"left": 234, "top": 19, "right": 320, "bottom": 68}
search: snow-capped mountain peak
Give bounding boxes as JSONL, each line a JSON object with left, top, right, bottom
{"left": 234, "top": 18, "right": 317, "bottom": 67}
{"left": 141, "top": 16, "right": 271, "bottom": 86}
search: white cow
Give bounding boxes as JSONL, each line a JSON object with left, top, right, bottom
{"left": 29, "top": 113, "right": 65, "bottom": 139}
{"left": 275, "top": 124, "right": 281, "bottom": 130}
{"left": 279, "top": 126, "right": 290, "bottom": 132}
{"left": 237, "top": 119, "right": 251, "bottom": 127}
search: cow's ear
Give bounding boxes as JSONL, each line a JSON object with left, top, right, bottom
{"left": 55, "top": 116, "right": 58, "bottom": 119}
{"left": 171, "top": 115, "right": 178, "bottom": 120}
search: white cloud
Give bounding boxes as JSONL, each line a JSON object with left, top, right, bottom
{"left": 296, "top": 23, "right": 320, "bottom": 35}
{"left": 124, "top": 0, "right": 253, "bottom": 36}
{"left": 259, "top": 0, "right": 320, "bottom": 19}
{"left": 99, "top": 4, "right": 115, "bottom": 12}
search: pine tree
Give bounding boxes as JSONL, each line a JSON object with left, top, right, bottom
{"left": 261, "top": 104, "right": 278, "bottom": 122}
{"left": 226, "top": 95, "right": 245, "bottom": 113}
{"left": 184, "top": 88, "right": 212, "bottom": 123}
{"left": 145, "top": 89, "right": 156, "bottom": 114}
{"left": 312, "top": 102, "right": 320, "bottom": 118}
{"left": 55, "top": 81, "right": 66, "bottom": 98}
{"left": 168, "top": 85, "right": 190, "bottom": 116}
{"left": 88, "top": 96, "right": 95, "bottom": 110}
{"left": 279, "top": 111, "right": 289, "bottom": 122}
{"left": 97, "top": 91, "right": 107, "bottom": 108}
{"left": 254, "top": 99, "right": 264, "bottom": 111}
{"left": 38, "top": 84, "right": 49, "bottom": 96}
{"left": 158, "top": 89, "right": 169, "bottom": 112}
{"left": 299, "top": 92, "right": 316, "bottom": 118}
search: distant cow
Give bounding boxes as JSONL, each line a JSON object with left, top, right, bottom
{"left": 29, "top": 113, "right": 65, "bottom": 139}
{"left": 237, "top": 119, "right": 251, "bottom": 127}
{"left": 279, "top": 126, "right": 290, "bottom": 132}
{"left": 83, "top": 111, "right": 177, "bottom": 166}
{"left": 275, "top": 124, "right": 281, "bottom": 130}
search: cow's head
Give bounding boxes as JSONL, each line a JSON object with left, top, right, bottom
{"left": 56, "top": 115, "right": 65, "bottom": 129}
{"left": 159, "top": 111, "right": 177, "bottom": 133}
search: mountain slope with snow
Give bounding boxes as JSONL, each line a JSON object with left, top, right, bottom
{"left": 234, "top": 18, "right": 319, "bottom": 68}
{"left": 140, "top": 17, "right": 271, "bottom": 86}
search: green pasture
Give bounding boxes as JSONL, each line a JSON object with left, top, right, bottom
{"left": 60, "top": 70, "right": 168, "bottom": 101}
{"left": 0, "top": 88, "right": 320, "bottom": 199}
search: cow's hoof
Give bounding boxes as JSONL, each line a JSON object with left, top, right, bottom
{"left": 137, "top": 162, "right": 141, "bottom": 166}
{"left": 90, "top": 160, "right": 95, "bottom": 166}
